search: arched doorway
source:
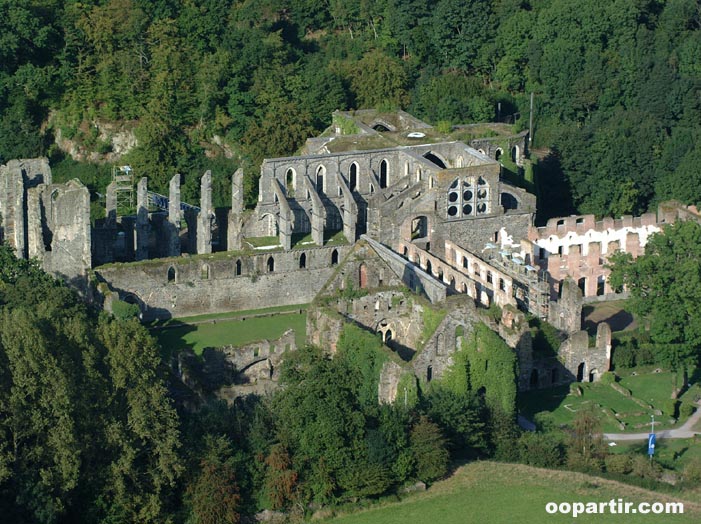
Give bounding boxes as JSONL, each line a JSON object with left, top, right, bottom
{"left": 299, "top": 252, "right": 306, "bottom": 269}
{"left": 167, "top": 266, "right": 176, "bottom": 283}
{"left": 331, "top": 249, "right": 339, "bottom": 265}
{"left": 576, "top": 362, "right": 585, "bottom": 382}
{"left": 267, "top": 256, "right": 275, "bottom": 272}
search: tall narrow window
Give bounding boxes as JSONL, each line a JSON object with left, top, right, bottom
{"left": 380, "top": 159, "right": 388, "bottom": 188}
{"left": 331, "top": 249, "right": 339, "bottom": 266}
{"left": 267, "top": 256, "right": 275, "bottom": 272}
{"left": 316, "top": 165, "right": 325, "bottom": 193}
{"left": 349, "top": 162, "right": 357, "bottom": 192}
{"left": 286, "top": 168, "right": 295, "bottom": 194}
{"left": 235, "top": 259, "right": 242, "bottom": 276}
{"left": 299, "top": 253, "right": 306, "bottom": 269}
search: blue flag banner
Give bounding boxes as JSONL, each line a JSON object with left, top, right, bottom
{"left": 648, "top": 433, "right": 656, "bottom": 456}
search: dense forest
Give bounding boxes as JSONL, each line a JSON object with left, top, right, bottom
{"left": 1, "top": 0, "right": 700, "bottom": 218}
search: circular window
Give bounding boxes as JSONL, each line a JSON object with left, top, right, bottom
{"left": 463, "top": 190, "right": 473, "bottom": 201}
{"left": 478, "top": 188, "right": 488, "bottom": 199}
{"left": 463, "top": 204, "right": 473, "bottom": 215}
{"left": 477, "top": 202, "right": 487, "bottom": 214}
{"left": 449, "top": 191, "right": 458, "bottom": 202}
{"left": 448, "top": 206, "right": 458, "bottom": 217}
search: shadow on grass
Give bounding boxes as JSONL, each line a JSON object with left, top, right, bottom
{"left": 583, "top": 308, "right": 634, "bottom": 336}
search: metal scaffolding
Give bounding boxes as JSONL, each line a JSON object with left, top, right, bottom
{"left": 111, "top": 165, "right": 134, "bottom": 216}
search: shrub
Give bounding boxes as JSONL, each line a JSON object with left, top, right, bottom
{"left": 605, "top": 453, "right": 633, "bottom": 475}
{"left": 682, "top": 458, "right": 701, "bottom": 484}
{"left": 111, "top": 299, "right": 140, "bottom": 320}
{"left": 410, "top": 416, "right": 449, "bottom": 483}
{"left": 631, "top": 455, "right": 662, "bottom": 480}
{"left": 663, "top": 399, "right": 679, "bottom": 419}
{"left": 600, "top": 372, "right": 617, "bottom": 385}
{"left": 517, "top": 432, "right": 564, "bottom": 468}
{"left": 612, "top": 342, "right": 636, "bottom": 368}
{"left": 679, "top": 402, "right": 695, "bottom": 419}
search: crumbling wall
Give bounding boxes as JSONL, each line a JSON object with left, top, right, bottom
{"left": 26, "top": 180, "right": 92, "bottom": 283}
{"left": 95, "top": 245, "right": 352, "bottom": 320}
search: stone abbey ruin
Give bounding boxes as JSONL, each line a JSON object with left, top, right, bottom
{"left": 2, "top": 109, "right": 699, "bottom": 401}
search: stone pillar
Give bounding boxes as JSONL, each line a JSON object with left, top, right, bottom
{"left": 336, "top": 173, "right": 357, "bottom": 242}
{"left": 596, "top": 322, "right": 612, "bottom": 372}
{"left": 105, "top": 181, "right": 117, "bottom": 225}
{"left": 26, "top": 187, "right": 45, "bottom": 262}
{"left": 271, "top": 180, "right": 292, "bottom": 250}
{"left": 227, "top": 168, "right": 244, "bottom": 251}
{"left": 134, "top": 177, "right": 150, "bottom": 261}
{"left": 0, "top": 167, "right": 27, "bottom": 258}
{"left": 167, "top": 174, "right": 181, "bottom": 256}
{"left": 197, "top": 170, "right": 213, "bottom": 254}
{"left": 303, "top": 175, "right": 326, "bottom": 246}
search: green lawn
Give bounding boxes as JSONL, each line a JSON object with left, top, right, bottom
{"left": 611, "top": 438, "right": 701, "bottom": 473}
{"left": 321, "top": 462, "right": 700, "bottom": 524}
{"left": 518, "top": 369, "right": 696, "bottom": 433}
{"left": 619, "top": 371, "right": 678, "bottom": 407}
{"left": 153, "top": 310, "right": 307, "bottom": 356}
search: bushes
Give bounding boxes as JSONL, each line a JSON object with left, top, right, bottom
{"left": 111, "top": 299, "right": 140, "bottom": 320}
{"left": 605, "top": 454, "right": 633, "bottom": 475}
{"left": 599, "top": 371, "right": 617, "bottom": 385}
{"left": 409, "top": 416, "right": 449, "bottom": 483}
{"left": 663, "top": 399, "right": 679, "bottom": 419}
{"left": 517, "top": 432, "right": 565, "bottom": 468}
{"left": 679, "top": 402, "right": 695, "bottom": 419}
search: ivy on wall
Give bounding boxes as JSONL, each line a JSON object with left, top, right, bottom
{"left": 439, "top": 322, "right": 517, "bottom": 416}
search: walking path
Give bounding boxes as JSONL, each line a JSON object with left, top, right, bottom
{"left": 603, "top": 401, "right": 701, "bottom": 441}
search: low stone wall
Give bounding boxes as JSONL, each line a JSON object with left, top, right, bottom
{"left": 95, "top": 244, "right": 352, "bottom": 320}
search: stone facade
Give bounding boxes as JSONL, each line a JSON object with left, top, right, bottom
{"left": 0, "top": 158, "right": 91, "bottom": 285}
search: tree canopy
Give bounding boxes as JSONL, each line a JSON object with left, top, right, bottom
{"left": 609, "top": 220, "right": 701, "bottom": 375}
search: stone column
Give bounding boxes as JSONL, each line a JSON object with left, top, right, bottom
{"left": 134, "top": 177, "right": 150, "bottom": 261}
{"left": 272, "top": 180, "right": 292, "bottom": 250}
{"left": 227, "top": 168, "right": 244, "bottom": 251}
{"left": 105, "top": 181, "right": 117, "bottom": 225}
{"left": 167, "top": 174, "right": 181, "bottom": 256}
{"left": 303, "top": 175, "right": 326, "bottom": 246}
{"left": 197, "top": 170, "right": 213, "bottom": 254}
{"left": 336, "top": 173, "right": 357, "bottom": 242}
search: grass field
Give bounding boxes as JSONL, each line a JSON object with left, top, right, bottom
{"left": 321, "top": 462, "right": 701, "bottom": 524}
{"left": 611, "top": 438, "right": 701, "bottom": 472}
{"left": 152, "top": 306, "right": 307, "bottom": 356}
{"left": 518, "top": 369, "right": 696, "bottom": 433}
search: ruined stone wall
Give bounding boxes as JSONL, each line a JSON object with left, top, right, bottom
{"left": 94, "top": 244, "right": 352, "bottom": 320}
{"left": 558, "top": 323, "right": 611, "bottom": 383}
{"left": 0, "top": 158, "right": 91, "bottom": 283}
{"left": 26, "top": 180, "right": 92, "bottom": 282}
{"left": 528, "top": 207, "right": 671, "bottom": 300}
{"left": 468, "top": 131, "right": 529, "bottom": 166}
{"left": 412, "top": 297, "right": 477, "bottom": 385}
